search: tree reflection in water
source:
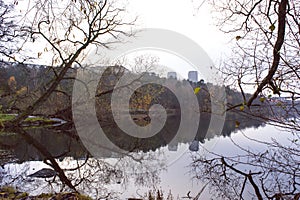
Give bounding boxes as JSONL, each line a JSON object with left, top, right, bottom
{"left": 0, "top": 111, "right": 270, "bottom": 198}
{"left": 190, "top": 128, "right": 300, "bottom": 200}
{"left": 0, "top": 127, "right": 167, "bottom": 199}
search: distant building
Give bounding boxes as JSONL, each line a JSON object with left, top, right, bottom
{"left": 167, "top": 72, "right": 177, "bottom": 79}
{"left": 189, "top": 140, "right": 199, "bottom": 152}
{"left": 149, "top": 72, "right": 157, "bottom": 76}
{"left": 188, "top": 71, "right": 198, "bottom": 82}
{"left": 168, "top": 144, "right": 178, "bottom": 151}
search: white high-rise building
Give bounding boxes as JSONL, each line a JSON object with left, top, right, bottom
{"left": 167, "top": 72, "right": 177, "bottom": 79}
{"left": 188, "top": 71, "right": 198, "bottom": 82}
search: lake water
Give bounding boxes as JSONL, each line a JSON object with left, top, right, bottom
{"left": 0, "top": 114, "right": 297, "bottom": 199}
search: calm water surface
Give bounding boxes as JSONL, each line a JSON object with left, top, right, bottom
{"left": 0, "top": 116, "right": 294, "bottom": 199}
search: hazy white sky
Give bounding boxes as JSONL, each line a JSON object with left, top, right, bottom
{"left": 123, "top": 0, "right": 230, "bottom": 80}
{"left": 126, "top": 0, "right": 229, "bottom": 59}
{"left": 14, "top": 0, "right": 230, "bottom": 80}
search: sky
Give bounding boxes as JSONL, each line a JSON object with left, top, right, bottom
{"left": 126, "top": 0, "right": 230, "bottom": 57}
{"left": 13, "top": 0, "right": 231, "bottom": 81}
{"left": 123, "top": 0, "right": 231, "bottom": 80}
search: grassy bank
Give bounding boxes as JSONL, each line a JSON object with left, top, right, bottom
{"left": 0, "top": 186, "right": 92, "bottom": 200}
{"left": 0, "top": 114, "right": 58, "bottom": 128}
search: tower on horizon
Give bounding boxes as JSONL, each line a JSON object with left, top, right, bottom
{"left": 188, "top": 71, "right": 198, "bottom": 82}
{"left": 167, "top": 72, "right": 177, "bottom": 79}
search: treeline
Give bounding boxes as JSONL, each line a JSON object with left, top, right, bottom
{"left": 0, "top": 61, "right": 75, "bottom": 118}
{"left": 0, "top": 61, "right": 269, "bottom": 122}
{"left": 0, "top": 62, "right": 271, "bottom": 154}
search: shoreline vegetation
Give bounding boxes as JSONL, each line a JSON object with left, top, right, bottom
{"left": 0, "top": 186, "right": 174, "bottom": 200}
{"left": 0, "top": 63, "right": 275, "bottom": 130}
{"left": 0, "top": 114, "right": 65, "bottom": 129}
{"left": 0, "top": 186, "right": 92, "bottom": 200}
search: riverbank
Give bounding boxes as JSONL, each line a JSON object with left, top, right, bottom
{"left": 0, "top": 114, "right": 66, "bottom": 129}
{"left": 0, "top": 186, "right": 92, "bottom": 200}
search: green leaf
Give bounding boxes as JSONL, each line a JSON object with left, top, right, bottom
{"left": 194, "top": 87, "right": 201, "bottom": 94}
{"left": 239, "top": 105, "right": 245, "bottom": 111}
{"left": 259, "top": 97, "right": 266, "bottom": 103}
{"left": 269, "top": 24, "right": 275, "bottom": 32}
{"left": 235, "top": 121, "right": 240, "bottom": 128}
